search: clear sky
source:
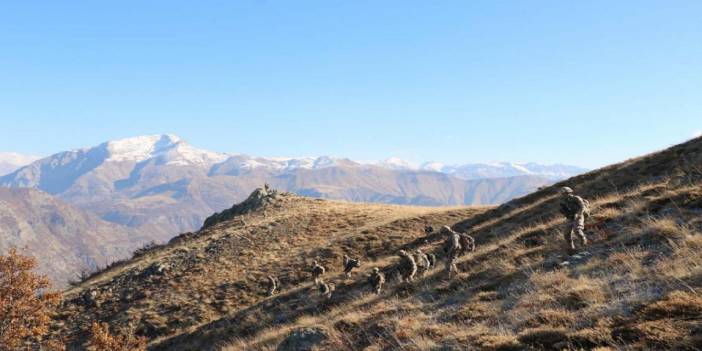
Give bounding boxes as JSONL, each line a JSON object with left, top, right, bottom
{"left": 0, "top": 1, "right": 700, "bottom": 168}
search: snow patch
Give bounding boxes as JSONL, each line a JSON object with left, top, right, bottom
{"left": 105, "top": 134, "right": 227, "bottom": 165}
{"left": 0, "top": 152, "right": 41, "bottom": 165}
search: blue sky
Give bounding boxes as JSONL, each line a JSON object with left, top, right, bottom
{"left": 0, "top": 1, "right": 700, "bottom": 168}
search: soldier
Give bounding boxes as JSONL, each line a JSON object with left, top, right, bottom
{"left": 311, "top": 260, "right": 326, "bottom": 285}
{"left": 559, "top": 187, "right": 589, "bottom": 254}
{"left": 458, "top": 232, "right": 476, "bottom": 256}
{"left": 414, "top": 249, "right": 431, "bottom": 276}
{"left": 397, "top": 250, "right": 417, "bottom": 282}
{"left": 266, "top": 275, "right": 278, "bottom": 296}
{"left": 424, "top": 224, "right": 434, "bottom": 235}
{"left": 426, "top": 253, "right": 437, "bottom": 269}
{"left": 441, "top": 225, "right": 462, "bottom": 279}
{"left": 318, "top": 280, "right": 335, "bottom": 299}
{"left": 343, "top": 254, "right": 361, "bottom": 277}
{"left": 368, "top": 267, "right": 385, "bottom": 295}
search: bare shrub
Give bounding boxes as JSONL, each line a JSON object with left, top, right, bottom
{"left": 517, "top": 327, "right": 568, "bottom": 348}
{"left": 639, "top": 290, "right": 702, "bottom": 320}
{"left": 88, "top": 322, "right": 147, "bottom": 351}
{"left": 0, "top": 248, "right": 61, "bottom": 350}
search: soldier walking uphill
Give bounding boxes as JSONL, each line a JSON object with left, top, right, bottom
{"left": 397, "top": 250, "right": 417, "bottom": 282}
{"left": 559, "top": 187, "right": 590, "bottom": 255}
{"left": 343, "top": 255, "right": 361, "bottom": 277}
{"left": 318, "top": 280, "right": 335, "bottom": 299}
{"left": 311, "top": 260, "right": 326, "bottom": 285}
{"left": 368, "top": 267, "right": 385, "bottom": 295}
{"left": 441, "top": 226, "right": 463, "bottom": 279}
{"left": 414, "top": 249, "right": 432, "bottom": 276}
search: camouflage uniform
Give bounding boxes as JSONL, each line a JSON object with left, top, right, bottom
{"left": 397, "top": 250, "right": 417, "bottom": 282}
{"left": 559, "top": 187, "right": 589, "bottom": 253}
{"left": 311, "top": 260, "right": 326, "bottom": 285}
{"left": 318, "top": 280, "right": 335, "bottom": 299}
{"left": 414, "top": 249, "right": 431, "bottom": 276}
{"left": 369, "top": 267, "right": 385, "bottom": 294}
{"left": 458, "top": 233, "right": 476, "bottom": 256}
{"left": 343, "top": 255, "right": 361, "bottom": 277}
{"left": 441, "top": 226, "right": 462, "bottom": 278}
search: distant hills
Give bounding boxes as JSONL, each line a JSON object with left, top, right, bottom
{"left": 0, "top": 187, "right": 148, "bottom": 286}
{"left": 0, "top": 152, "right": 40, "bottom": 175}
{"left": 0, "top": 134, "right": 585, "bottom": 240}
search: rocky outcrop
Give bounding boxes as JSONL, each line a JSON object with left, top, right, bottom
{"left": 277, "top": 327, "right": 329, "bottom": 351}
{"left": 201, "top": 185, "right": 281, "bottom": 229}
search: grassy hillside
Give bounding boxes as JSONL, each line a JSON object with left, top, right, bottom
{"left": 54, "top": 137, "right": 702, "bottom": 350}
{"left": 53, "top": 192, "right": 487, "bottom": 349}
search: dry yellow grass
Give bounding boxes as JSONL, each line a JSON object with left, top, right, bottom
{"left": 52, "top": 136, "right": 702, "bottom": 350}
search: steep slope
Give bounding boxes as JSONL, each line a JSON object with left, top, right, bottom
{"left": 0, "top": 188, "right": 148, "bottom": 287}
{"left": 52, "top": 190, "right": 488, "bottom": 349}
{"left": 54, "top": 136, "right": 702, "bottom": 350}
{"left": 1, "top": 135, "right": 554, "bottom": 238}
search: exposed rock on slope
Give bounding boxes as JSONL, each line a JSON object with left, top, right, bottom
{"left": 0, "top": 188, "right": 147, "bottom": 286}
{"left": 53, "top": 136, "right": 702, "bottom": 350}
{"left": 202, "top": 185, "right": 280, "bottom": 229}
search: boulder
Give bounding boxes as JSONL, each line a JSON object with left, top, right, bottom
{"left": 277, "top": 327, "right": 328, "bottom": 351}
{"left": 141, "top": 262, "right": 169, "bottom": 278}
{"left": 202, "top": 187, "right": 281, "bottom": 229}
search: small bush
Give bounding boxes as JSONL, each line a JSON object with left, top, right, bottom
{"left": 132, "top": 241, "right": 160, "bottom": 258}
{"left": 0, "top": 248, "right": 61, "bottom": 350}
{"left": 633, "top": 319, "right": 688, "bottom": 348}
{"left": 475, "top": 334, "right": 522, "bottom": 351}
{"left": 88, "top": 322, "right": 147, "bottom": 351}
{"left": 569, "top": 318, "right": 615, "bottom": 348}
{"left": 639, "top": 290, "right": 702, "bottom": 320}
{"left": 517, "top": 327, "right": 568, "bottom": 348}
{"left": 523, "top": 308, "right": 577, "bottom": 328}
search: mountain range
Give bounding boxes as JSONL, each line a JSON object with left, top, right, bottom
{"left": 0, "top": 152, "right": 40, "bottom": 176}
{"left": 0, "top": 134, "right": 586, "bottom": 240}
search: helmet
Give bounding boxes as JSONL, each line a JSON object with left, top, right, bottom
{"left": 373, "top": 267, "right": 379, "bottom": 273}
{"left": 561, "top": 187, "right": 574, "bottom": 194}
{"left": 441, "top": 225, "right": 452, "bottom": 233}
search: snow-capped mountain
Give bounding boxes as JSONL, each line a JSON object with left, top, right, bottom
{"left": 213, "top": 155, "right": 359, "bottom": 173}
{"left": 376, "top": 157, "right": 417, "bottom": 170}
{"left": 418, "top": 162, "right": 588, "bottom": 180}
{"left": 1, "top": 134, "right": 581, "bottom": 239}
{"left": 0, "top": 152, "right": 40, "bottom": 176}
{"left": 104, "top": 134, "right": 228, "bottom": 165}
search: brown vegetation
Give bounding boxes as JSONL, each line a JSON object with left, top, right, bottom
{"left": 88, "top": 322, "right": 146, "bottom": 351}
{"left": 0, "top": 248, "right": 61, "bottom": 350}
{"left": 52, "top": 136, "right": 702, "bottom": 350}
